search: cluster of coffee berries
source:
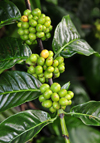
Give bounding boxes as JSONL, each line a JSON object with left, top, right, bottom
{"left": 39, "top": 83, "right": 74, "bottom": 113}
{"left": 17, "top": 8, "right": 53, "bottom": 45}
{"left": 94, "top": 19, "right": 100, "bottom": 39}
{"left": 26, "top": 49, "right": 65, "bottom": 83}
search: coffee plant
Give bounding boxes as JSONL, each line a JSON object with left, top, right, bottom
{"left": 0, "top": 0, "right": 100, "bottom": 143}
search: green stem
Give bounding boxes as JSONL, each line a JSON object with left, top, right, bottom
{"left": 58, "top": 109, "right": 70, "bottom": 143}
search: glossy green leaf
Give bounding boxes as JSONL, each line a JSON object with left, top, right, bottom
{"left": 61, "top": 81, "right": 70, "bottom": 90}
{"left": 64, "top": 101, "right": 100, "bottom": 126}
{"left": 0, "top": 71, "right": 41, "bottom": 112}
{"left": 0, "top": 37, "right": 32, "bottom": 74}
{"left": 0, "top": 110, "right": 56, "bottom": 143}
{"left": 52, "top": 15, "right": 98, "bottom": 58}
{"left": 30, "top": 0, "right": 41, "bottom": 10}
{"left": 0, "top": 0, "right": 21, "bottom": 28}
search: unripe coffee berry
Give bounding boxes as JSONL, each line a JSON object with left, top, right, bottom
{"left": 42, "top": 100, "right": 52, "bottom": 108}
{"left": 59, "top": 98, "right": 69, "bottom": 106}
{"left": 53, "top": 102, "right": 60, "bottom": 110}
{"left": 35, "top": 65, "right": 43, "bottom": 75}
{"left": 49, "top": 106, "right": 56, "bottom": 113}
{"left": 46, "top": 56, "right": 53, "bottom": 66}
{"left": 43, "top": 89, "right": 52, "bottom": 99}
{"left": 39, "top": 95, "right": 45, "bottom": 102}
{"left": 40, "top": 84, "right": 50, "bottom": 93}
{"left": 51, "top": 93, "right": 59, "bottom": 102}
{"left": 51, "top": 83, "right": 61, "bottom": 93}
{"left": 29, "top": 54, "right": 37, "bottom": 63}
{"left": 23, "top": 9, "right": 31, "bottom": 16}
{"left": 67, "top": 91, "right": 74, "bottom": 98}
{"left": 58, "top": 89, "right": 67, "bottom": 97}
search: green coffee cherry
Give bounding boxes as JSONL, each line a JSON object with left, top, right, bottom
{"left": 22, "top": 35, "right": 29, "bottom": 40}
{"left": 28, "top": 65, "right": 35, "bottom": 74}
{"left": 68, "top": 100, "right": 72, "bottom": 105}
{"left": 18, "top": 28, "right": 24, "bottom": 35}
{"left": 43, "top": 89, "right": 52, "bottom": 99}
{"left": 35, "top": 65, "right": 43, "bottom": 75}
{"left": 59, "top": 98, "right": 69, "bottom": 106}
{"left": 42, "top": 100, "right": 52, "bottom": 108}
{"left": 58, "top": 64, "right": 65, "bottom": 73}
{"left": 65, "top": 94, "right": 72, "bottom": 100}
{"left": 53, "top": 102, "right": 60, "bottom": 110}
{"left": 49, "top": 106, "right": 56, "bottom": 113}
{"left": 61, "top": 105, "right": 66, "bottom": 110}
{"left": 53, "top": 60, "right": 59, "bottom": 67}
{"left": 36, "top": 32, "right": 45, "bottom": 38}
{"left": 51, "top": 83, "right": 61, "bottom": 93}
{"left": 38, "top": 17, "right": 45, "bottom": 24}
{"left": 44, "top": 21, "right": 51, "bottom": 27}
{"left": 36, "top": 24, "right": 43, "bottom": 32}
{"left": 37, "top": 57, "right": 45, "bottom": 66}
{"left": 32, "top": 8, "right": 41, "bottom": 17}
{"left": 51, "top": 93, "right": 59, "bottom": 102}
{"left": 38, "top": 73, "right": 44, "bottom": 78}
{"left": 32, "top": 74, "right": 37, "bottom": 78}
{"left": 26, "top": 40, "right": 33, "bottom": 45}
{"left": 17, "top": 22, "right": 22, "bottom": 28}
{"left": 29, "top": 33, "right": 36, "bottom": 41}
{"left": 54, "top": 72, "right": 60, "bottom": 78}
{"left": 40, "top": 84, "right": 50, "bottom": 93}
{"left": 26, "top": 58, "right": 33, "bottom": 66}
{"left": 67, "top": 91, "right": 74, "bottom": 98}
{"left": 54, "top": 67, "right": 59, "bottom": 74}
{"left": 29, "top": 19, "right": 37, "bottom": 27}
{"left": 47, "top": 66, "right": 54, "bottom": 72}
{"left": 24, "top": 29, "right": 29, "bottom": 34}
{"left": 46, "top": 56, "right": 53, "bottom": 66}
{"left": 46, "top": 33, "right": 51, "bottom": 39}
{"left": 29, "top": 27, "right": 36, "bottom": 33}
{"left": 56, "top": 56, "right": 64, "bottom": 65}
{"left": 33, "top": 16, "right": 39, "bottom": 21}
{"left": 23, "top": 9, "right": 31, "bottom": 16}
{"left": 22, "top": 22, "right": 29, "bottom": 29}
{"left": 39, "top": 95, "right": 45, "bottom": 102}
{"left": 44, "top": 71, "right": 53, "bottom": 78}
{"left": 43, "top": 64, "right": 47, "bottom": 70}
{"left": 28, "top": 14, "right": 33, "bottom": 20}
{"left": 58, "top": 89, "right": 67, "bottom": 97}
{"left": 39, "top": 77, "right": 45, "bottom": 83}
{"left": 29, "top": 54, "right": 37, "bottom": 63}
{"left": 48, "top": 51, "right": 54, "bottom": 57}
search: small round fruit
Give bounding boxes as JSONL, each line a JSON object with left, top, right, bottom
{"left": 28, "top": 14, "right": 33, "bottom": 20}
{"left": 54, "top": 67, "right": 59, "bottom": 74}
{"left": 43, "top": 64, "right": 47, "bottom": 70}
{"left": 38, "top": 73, "right": 44, "bottom": 78}
{"left": 25, "top": 58, "right": 33, "bottom": 66}
{"left": 21, "top": 35, "right": 29, "bottom": 40}
{"left": 28, "top": 66, "right": 35, "bottom": 74}
{"left": 42, "top": 100, "right": 52, "bottom": 108}
{"left": 17, "top": 22, "right": 22, "bottom": 28}
{"left": 56, "top": 56, "right": 64, "bottom": 65}
{"left": 40, "top": 14, "right": 46, "bottom": 18}
{"left": 29, "top": 27, "right": 36, "bottom": 33}
{"left": 59, "top": 98, "right": 69, "bottom": 106}
{"left": 40, "top": 84, "right": 50, "bottom": 93}
{"left": 49, "top": 25, "right": 53, "bottom": 31}
{"left": 44, "top": 28, "right": 49, "bottom": 33}
{"left": 45, "top": 16, "right": 51, "bottom": 21}
{"left": 44, "top": 21, "right": 51, "bottom": 27}
{"left": 67, "top": 91, "right": 74, "bottom": 98}
{"left": 61, "top": 105, "right": 66, "bottom": 110}
{"left": 36, "top": 32, "right": 44, "bottom": 38}
{"left": 38, "top": 17, "right": 45, "bottom": 24}
{"left": 43, "top": 89, "right": 52, "bottom": 99}
{"left": 29, "top": 19, "right": 37, "bottom": 27}
{"left": 46, "top": 33, "right": 51, "bottom": 39}
{"left": 65, "top": 94, "right": 72, "bottom": 100}
{"left": 32, "top": 8, "right": 41, "bottom": 17}
{"left": 39, "top": 77, "right": 45, "bottom": 83}
{"left": 43, "top": 25, "right": 46, "bottom": 32}
{"left": 29, "top": 33, "right": 36, "bottom": 41}
{"left": 21, "top": 15, "right": 28, "bottom": 22}
{"left": 22, "top": 22, "right": 29, "bottom": 28}
{"left": 54, "top": 72, "right": 60, "bottom": 78}
{"left": 35, "top": 65, "right": 43, "bottom": 75}
{"left": 24, "top": 29, "right": 29, "bottom": 34}
{"left": 47, "top": 66, "right": 54, "bottom": 72}
{"left": 36, "top": 24, "right": 43, "bottom": 32}
{"left": 53, "top": 60, "right": 59, "bottom": 67}
{"left": 53, "top": 102, "right": 60, "bottom": 110}
{"left": 23, "top": 9, "right": 31, "bottom": 16}
{"left": 51, "top": 83, "right": 61, "bottom": 93}
{"left": 18, "top": 28, "right": 24, "bottom": 35}
{"left": 51, "top": 93, "right": 59, "bottom": 102}
{"left": 41, "top": 36, "right": 46, "bottom": 41}
{"left": 48, "top": 51, "right": 54, "bottom": 57}
{"left": 44, "top": 71, "right": 53, "bottom": 78}
{"left": 46, "top": 56, "right": 53, "bottom": 66}
{"left": 26, "top": 40, "right": 32, "bottom": 45}
{"left": 37, "top": 57, "right": 45, "bottom": 66}
{"left": 39, "top": 95, "right": 45, "bottom": 102}
{"left": 29, "top": 54, "right": 37, "bottom": 63}
{"left": 68, "top": 100, "right": 72, "bottom": 105}
{"left": 41, "top": 49, "right": 49, "bottom": 59}
{"left": 49, "top": 106, "right": 56, "bottom": 113}
{"left": 58, "top": 89, "right": 67, "bottom": 97}
{"left": 33, "top": 16, "right": 38, "bottom": 21}
{"left": 58, "top": 64, "right": 65, "bottom": 73}
{"left": 32, "top": 74, "right": 37, "bottom": 78}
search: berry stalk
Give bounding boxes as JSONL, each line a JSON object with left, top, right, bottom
{"left": 58, "top": 109, "right": 70, "bottom": 143}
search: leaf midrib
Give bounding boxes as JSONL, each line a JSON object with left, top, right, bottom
{"left": 54, "top": 38, "right": 80, "bottom": 59}
{"left": 0, "top": 88, "right": 40, "bottom": 95}
{"left": 0, "top": 56, "right": 28, "bottom": 62}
